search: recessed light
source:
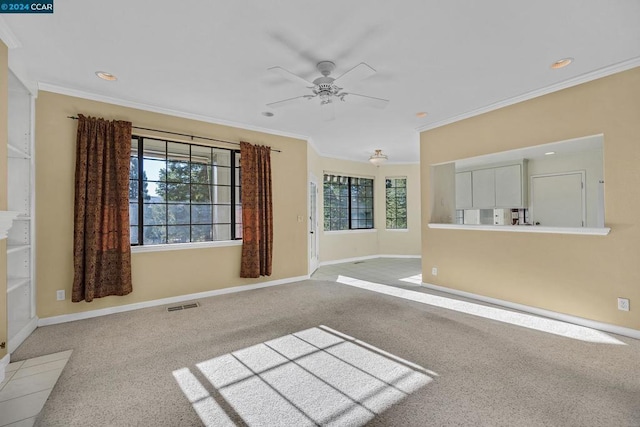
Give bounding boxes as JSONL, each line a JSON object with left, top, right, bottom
{"left": 550, "top": 58, "right": 573, "bottom": 69}
{"left": 545, "top": 151, "right": 556, "bottom": 156}
{"left": 95, "top": 71, "right": 117, "bottom": 81}
{"left": 416, "top": 112, "right": 428, "bottom": 118}
{"left": 261, "top": 111, "right": 274, "bottom": 117}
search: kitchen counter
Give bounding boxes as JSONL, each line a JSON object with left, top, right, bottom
{"left": 428, "top": 223, "right": 610, "bottom": 236}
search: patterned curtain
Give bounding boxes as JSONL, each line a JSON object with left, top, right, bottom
{"left": 72, "top": 115, "right": 133, "bottom": 302}
{"left": 240, "top": 141, "right": 273, "bottom": 278}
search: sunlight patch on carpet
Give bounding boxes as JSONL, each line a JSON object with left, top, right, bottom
{"left": 173, "top": 326, "right": 433, "bottom": 426}
{"left": 338, "top": 275, "right": 625, "bottom": 345}
{"left": 399, "top": 274, "right": 423, "bottom": 285}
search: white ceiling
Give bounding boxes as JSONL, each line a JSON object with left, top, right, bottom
{"left": 2, "top": 1, "right": 639, "bottom": 163}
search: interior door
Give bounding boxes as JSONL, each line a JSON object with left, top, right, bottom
{"left": 531, "top": 172, "right": 585, "bottom": 227}
{"left": 309, "top": 177, "right": 319, "bottom": 274}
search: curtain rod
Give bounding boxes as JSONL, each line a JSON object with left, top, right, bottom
{"left": 66, "top": 116, "right": 281, "bottom": 152}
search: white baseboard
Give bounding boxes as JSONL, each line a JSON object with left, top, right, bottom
{"left": 319, "top": 255, "right": 380, "bottom": 266}
{"left": 378, "top": 254, "right": 421, "bottom": 259}
{"left": 38, "top": 275, "right": 310, "bottom": 327}
{"left": 319, "top": 254, "right": 421, "bottom": 267}
{"left": 422, "top": 282, "right": 640, "bottom": 340}
{"left": 8, "top": 316, "right": 39, "bottom": 353}
{"left": 0, "top": 353, "right": 9, "bottom": 383}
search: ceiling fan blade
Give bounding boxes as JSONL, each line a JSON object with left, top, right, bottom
{"left": 266, "top": 95, "right": 314, "bottom": 109}
{"left": 268, "top": 66, "right": 314, "bottom": 87}
{"left": 333, "top": 62, "right": 376, "bottom": 87}
{"left": 321, "top": 102, "right": 335, "bottom": 121}
{"left": 342, "top": 92, "right": 389, "bottom": 109}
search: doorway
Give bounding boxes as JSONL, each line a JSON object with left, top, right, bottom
{"left": 308, "top": 174, "right": 319, "bottom": 274}
{"left": 530, "top": 171, "right": 586, "bottom": 227}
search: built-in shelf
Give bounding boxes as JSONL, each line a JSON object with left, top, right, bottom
{"left": 7, "top": 244, "right": 30, "bottom": 254}
{"left": 428, "top": 223, "right": 611, "bottom": 236}
{"left": 7, "top": 70, "right": 36, "bottom": 354}
{"left": 7, "top": 143, "right": 30, "bottom": 159}
{"left": 7, "top": 278, "right": 30, "bottom": 293}
{"left": 0, "top": 211, "right": 21, "bottom": 239}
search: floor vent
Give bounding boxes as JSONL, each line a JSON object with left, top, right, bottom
{"left": 167, "top": 302, "right": 200, "bottom": 312}
{"left": 353, "top": 261, "right": 365, "bottom": 264}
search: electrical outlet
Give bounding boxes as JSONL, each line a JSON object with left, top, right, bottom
{"left": 617, "top": 298, "right": 629, "bottom": 311}
{"left": 56, "top": 290, "right": 65, "bottom": 301}
{"left": 431, "top": 267, "right": 438, "bottom": 276}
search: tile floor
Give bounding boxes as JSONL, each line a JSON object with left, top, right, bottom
{"left": 0, "top": 350, "right": 72, "bottom": 427}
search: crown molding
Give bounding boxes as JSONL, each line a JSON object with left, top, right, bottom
{"left": 0, "top": 17, "right": 21, "bottom": 49}
{"left": 417, "top": 56, "right": 640, "bottom": 133}
{"left": 37, "top": 82, "right": 311, "bottom": 143}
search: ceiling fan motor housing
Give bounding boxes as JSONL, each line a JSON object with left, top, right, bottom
{"left": 312, "top": 75, "right": 342, "bottom": 101}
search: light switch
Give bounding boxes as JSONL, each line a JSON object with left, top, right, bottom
{"left": 297, "top": 215, "right": 303, "bottom": 222}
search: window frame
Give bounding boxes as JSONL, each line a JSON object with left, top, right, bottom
{"left": 385, "top": 176, "right": 408, "bottom": 230}
{"left": 323, "top": 174, "right": 374, "bottom": 231}
{"left": 129, "top": 136, "right": 242, "bottom": 246}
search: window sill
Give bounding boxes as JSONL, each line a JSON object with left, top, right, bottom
{"left": 427, "top": 223, "right": 610, "bottom": 236}
{"left": 131, "top": 240, "right": 242, "bottom": 253}
{"left": 324, "top": 229, "right": 377, "bottom": 235}
{"left": 385, "top": 228, "right": 409, "bottom": 232}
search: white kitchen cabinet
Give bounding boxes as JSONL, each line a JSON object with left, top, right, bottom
{"left": 495, "top": 164, "right": 523, "bottom": 207}
{"left": 461, "top": 160, "right": 527, "bottom": 209}
{"left": 471, "top": 168, "right": 495, "bottom": 208}
{"left": 455, "top": 171, "right": 473, "bottom": 209}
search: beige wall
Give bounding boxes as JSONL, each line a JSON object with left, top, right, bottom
{"left": 376, "top": 163, "right": 421, "bottom": 255}
{"left": 36, "top": 91, "right": 309, "bottom": 319}
{"left": 0, "top": 42, "right": 8, "bottom": 358}
{"left": 420, "top": 67, "right": 640, "bottom": 330}
{"left": 313, "top": 155, "right": 421, "bottom": 263}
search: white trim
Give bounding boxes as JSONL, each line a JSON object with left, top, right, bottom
{"left": 37, "top": 275, "right": 310, "bottom": 327}
{"left": 307, "top": 138, "right": 321, "bottom": 158}
{"left": 308, "top": 173, "right": 319, "bottom": 275}
{"left": 8, "top": 316, "right": 38, "bottom": 353}
{"left": 427, "top": 223, "right": 610, "bottom": 236}
{"left": 38, "top": 83, "right": 310, "bottom": 143}
{"left": 384, "top": 229, "right": 409, "bottom": 232}
{"left": 9, "top": 66, "right": 38, "bottom": 97}
{"left": 319, "top": 254, "right": 421, "bottom": 267}
{"left": 417, "top": 56, "right": 640, "bottom": 132}
{"left": 324, "top": 229, "right": 377, "bottom": 235}
{"left": 0, "top": 17, "right": 22, "bottom": 49}
{"left": 319, "top": 255, "right": 380, "bottom": 266}
{"left": 422, "top": 282, "right": 640, "bottom": 341}
{"left": 131, "top": 240, "right": 242, "bottom": 254}
{"left": 378, "top": 254, "right": 421, "bottom": 259}
{"left": 29, "top": 94, "right": 36, "bottom": 319}
{"left": 0, "top": 354, "right": 9, "bottom": 383}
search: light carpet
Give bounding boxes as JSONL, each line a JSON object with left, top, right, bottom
{"left": 10, "top": 277, "right": 640, "bottom": 426}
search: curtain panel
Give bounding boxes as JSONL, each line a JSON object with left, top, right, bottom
{"left": 72, "top": 114, "right": 133, "bottom": 302}
{"left": 240, "top": 141, "right": 273, "bottom": 278}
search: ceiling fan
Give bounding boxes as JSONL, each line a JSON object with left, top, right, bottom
{"left": 266, "top": 61, "right": 389, "bottom": 120}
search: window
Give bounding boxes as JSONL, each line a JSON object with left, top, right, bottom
{"left": 323, "top": 174, "right": 374, "bottom": 231}
{"left": 129, "top": 136, "right": 242, "bottom": 246}
{"left": 385, "top": 177, "right": 407, "bottom": 229}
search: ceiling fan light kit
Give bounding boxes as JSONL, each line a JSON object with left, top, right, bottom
{"left": 267, "top": 60, "right": 389, "bottom": 120}
{"left": 369, "top": 149, "right": 388, "bottom": 165}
